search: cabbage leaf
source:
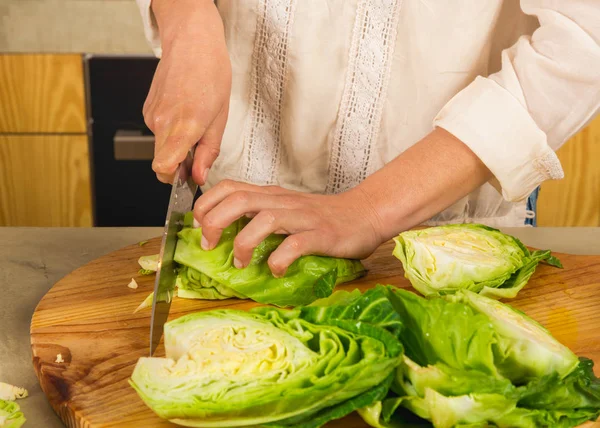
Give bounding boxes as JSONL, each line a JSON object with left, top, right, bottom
{"left": 173, "top": 213, "right": 365, "bottom": 306}
{"left": 0, "top": 399, "right": 25, "bottom": 428}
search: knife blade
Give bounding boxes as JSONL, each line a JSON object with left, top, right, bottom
{"left": 150, "top": 150, "right": 198, "bottom": 355}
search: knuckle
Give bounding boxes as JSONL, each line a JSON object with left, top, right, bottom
{"left": 286, "top": 235, "right": 303, "bottom": 251}
{"left": 207, "top": 146, "right": 221, "bottom": 158}
{"left": 234, "top": 235, "right": 251, "bottom": 251}
{"left": 202, "top": 214, "right": 220, "bottom": 230}
{"left": 178, "top": 117, "right": 201, "bottom": 133}
{"left": 218, "top": 179, "right": 236, "bottom": 192}
{"left": 193, "top": 203, "right": 205, "bottom": 218}
{"left": 142, "top": 98, "right": 152, "bottom": 116}
{"left": 153, "top": 114, "right": 167, "bottom": 131}
{"left": 279, "top": 196, "right": 296, "bottom": 208}
{"left": 152, "top": 160, "right": 166, "bottom": 174}
{"left": 259, "top": 210, "right": 277, "bottom": 225}
{"left": 229, "top": 191, "right": 249, "bottom": 205}
{"left": 144, "top": 113, "right": 156, "bottom": 131}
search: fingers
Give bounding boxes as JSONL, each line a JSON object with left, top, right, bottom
{"left": 199, "top": 192, "right": 297, "bottom": 250}
{"left": 152, "top": 115, "right": 207, "bottom": 183}
{"left": 233, "top": 209, "right": 319, "bottom": 268}
{"left": 193, "top": 180, "right": 292, "bottom": 226}
{"left": 192, "top": 102, "right": 229, "bottom": 186}
{"left": 268, "top": 232, "right": 329, "bottom": 278}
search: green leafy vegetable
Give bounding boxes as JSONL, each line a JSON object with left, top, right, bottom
{"left": 175, "top": 265, "right": 246, "bottom": 300}
{"left": 138, "top": 240, "right": 149, "bottom": 247}
{"left": 134, "top": 213, "right": 364, "bottom": 307}
{"left": 519, "top": 357, "right": 600, "bottom": 410}
{"left": 392, "top": 224, "right": 562, "bottom": 299}
{"left": 447, "top": 289, "right": 579, "bottom": 383}
{"left": 360, "top": 287, "right": 600, "bottom": 428}
{"left": 0, "top": 400, "right": 25, "bottom": 428}
{"left": 267, "top": 375, "right": 395, "bottom": 428}
{"left": 138, "top": 254, "right": 158, "bottom": 273}
{"left": 173, "top": 213, "right": 365, "bottom": 306}
{"left": 0, "top": 384, "right": 27, "bottom": 402}
{"left": 133, "top": 292, "right": 154, "bottom": 314}
{"left": 130, "top": 287, "right": 403, "bottom": 427}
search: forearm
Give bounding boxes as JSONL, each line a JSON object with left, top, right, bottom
{"left": 151, "top": 0, "right": 222, "bottom": 50}
{"left": 355, "top": 128, "right": 493, "bottom": 241}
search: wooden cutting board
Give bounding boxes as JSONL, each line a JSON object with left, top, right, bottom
{"left": 30, "top": 238, "right": 600, "bottom": 428}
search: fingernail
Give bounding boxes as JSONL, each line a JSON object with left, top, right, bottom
{"left": 201, "top": 235, "right": 210, "bottom": 250}
{"left": 270, "top": 267, "right": 282, "bottom": 278}
{"left": 201, "top": 168, "right": 209, "bottom": 185}
{"left": 193, "top": 218, "right": 201, "bottom": 228}
{"left": 233, "top": 257, "right": 243, "bottom": 269}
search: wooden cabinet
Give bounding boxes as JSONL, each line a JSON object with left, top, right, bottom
{"left": 538, "top": 116, "right": 600, "bottom": 227}
{"left": 0, "top": 54, "right": 92, "bottom": 226}
{"left": 0, "top": 135, "right": 92, "bottom": 226}
{"left": 0, "top": 54, "right": 87, "bottom": 133}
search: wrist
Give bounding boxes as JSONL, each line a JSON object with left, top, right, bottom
{"left": 151, "top": 0, "right": 222, "bottom": 52}
{"left": 351, "top": 128, "right": 492, "bottom": 241}
{"left": 342, "top": 186, "right": 387, "bottom": 247}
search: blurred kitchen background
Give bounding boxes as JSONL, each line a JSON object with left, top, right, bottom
{"left": 0, "top": 0, "right": 598, "bottom": 228}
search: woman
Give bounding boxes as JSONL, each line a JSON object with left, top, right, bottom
{"left": 135, "top": 0, "right": 599, "bottom": 276}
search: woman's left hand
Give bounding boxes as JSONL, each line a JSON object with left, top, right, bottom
{"left": 193, "top": 180, "right": 385, "bottom": 277}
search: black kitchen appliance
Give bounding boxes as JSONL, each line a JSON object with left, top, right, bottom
{"left": 86, "top": 55, "right": 174, "bottom": 226}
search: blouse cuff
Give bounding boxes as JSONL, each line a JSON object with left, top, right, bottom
{"left": 433, "top": 76, "right": 564, "bottom": 202}
{"left": 136, "top": 0, "right": 163, "bottom": 58}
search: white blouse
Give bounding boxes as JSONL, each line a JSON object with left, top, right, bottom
{"left": 136, "top": 0, "right": 600, "bottom": 227}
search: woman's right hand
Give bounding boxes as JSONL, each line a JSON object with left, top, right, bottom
{"left": 143, "top": 0, "right": 232, "bottom": 185}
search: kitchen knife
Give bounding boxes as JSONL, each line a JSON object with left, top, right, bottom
{"left": 150, "top": 150, "right": 198, "bottom": 355}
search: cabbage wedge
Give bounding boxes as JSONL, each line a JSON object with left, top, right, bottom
{"left": 361, "top": 287, "right": 600, "bottom": 428}
{"left": 393, "top": 224, "right": 562, "bottom": 298}
{"left": 130, "top": 287, "right": 403, "bottom": 427}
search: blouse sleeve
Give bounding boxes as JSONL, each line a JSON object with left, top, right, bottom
{"left": 433, "top": 0, "right": 600, "bottom": 202}
{"left": 136, "top": 0, "right": 163, "bottom": 58}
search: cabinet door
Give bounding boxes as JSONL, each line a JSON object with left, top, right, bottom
{"left": 0, "top": 135, "right": 92, "bottom": 226}
{"left": 0, "top": 54, "right": 86, "bottom": 133}
{"left": 538, "top": 116, "right": 600, "bottom": 227}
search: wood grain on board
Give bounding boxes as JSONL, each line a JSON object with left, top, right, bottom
{"left": 0, "top": 54, "right": 86, "bottom": 133}
{"left": 30, "top": 238, "right": 600, "bottom": 427}
{"left": 538, "top": 115, "right": 600, "bottom": 227}
{"left": 0, "top": 135, "right": 92, "bottom": 227}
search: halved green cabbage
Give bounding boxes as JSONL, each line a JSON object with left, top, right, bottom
{"left": 130, "top": 287, "right": 402, "bottom": 427}
{"left": 448, "top": 289, "right": 579, "bottom": 382}
{"left": 361, "top": 287, "right": 600, "bottom": 428}
{"left": 173, "top": 213, "right": 365, "bottom": 307}
{"left": 0, "top": 399, "right": 25, "bottom": 428}
{"left": 393, "top": 224, "right": 562, "bottom": 298}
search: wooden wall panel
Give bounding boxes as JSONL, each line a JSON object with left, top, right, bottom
{"left": 0, "top": 54, "right": 86, "bottom": 133}
{"left": 0, "top": 135, "right": 92, "bottom": 227}
{"left": 538, "top": 116, "right": 600, "bottom": 227}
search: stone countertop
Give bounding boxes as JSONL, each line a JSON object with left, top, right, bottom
{"left": 1, "top": 227, "right": 160, "bottom": 427}
{"left": 2, "top": 226, "right": 600, "bottom": 427}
